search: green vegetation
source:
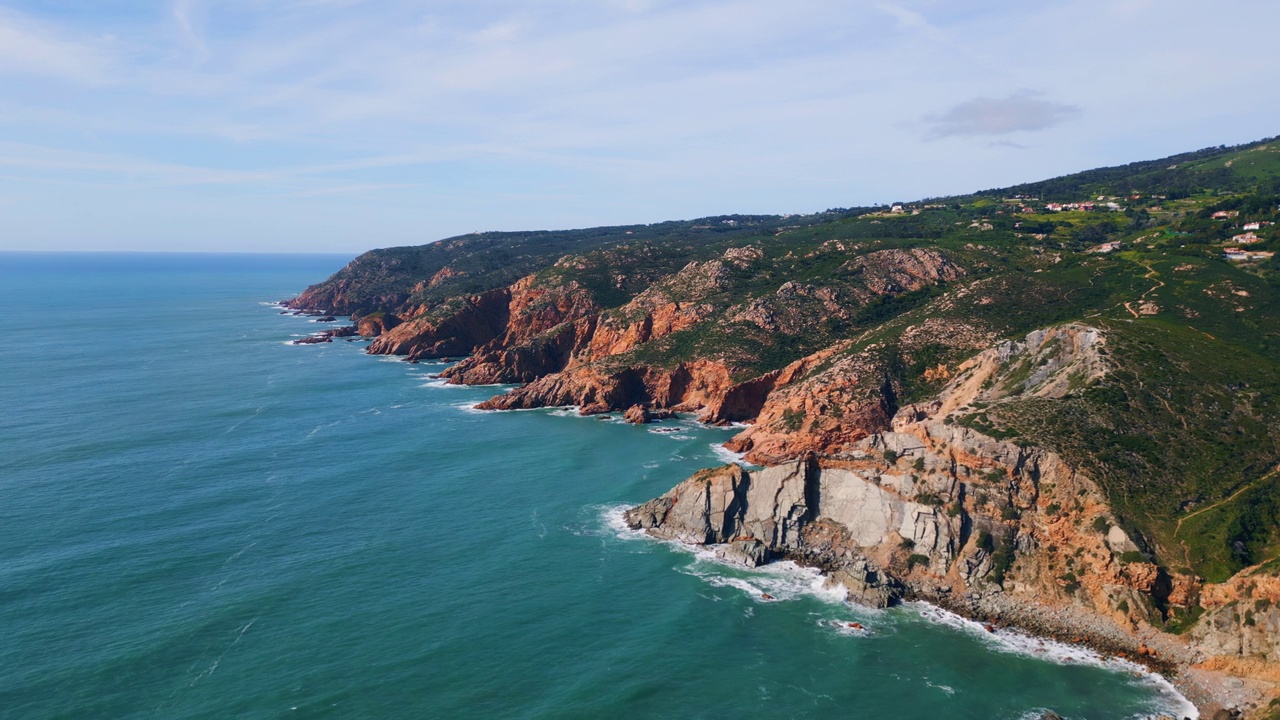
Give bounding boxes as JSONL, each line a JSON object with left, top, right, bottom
{"left": 990, "top": 530, "right": 1017, "bottom": 585}
{"left": 1162, "top": 604, "right": 1206, "bottom": 635}
{"left": 907, "top": 553, "right": 932, "bottom": 570}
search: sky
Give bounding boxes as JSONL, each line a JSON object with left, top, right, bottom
{"left": 0, "top": 0, "right": 1277, "bottom": 253}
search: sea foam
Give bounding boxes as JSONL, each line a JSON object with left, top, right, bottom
{"left": 906, "top": 602, "right": 1198, "bottom": 719}
{"left": 710, "top": 443, "right": 751, "bottom": 467}
{"left": 601, "top": 505, "right": 853, "bottom": 608}
{"left": 603, "top": 504, "right": 1197, "bottom": 719}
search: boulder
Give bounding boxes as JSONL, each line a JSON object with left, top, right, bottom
{"left": 1106, "top": 525, "right": 1142, "bottom": 555}
{"left": 292, "top": 334, "right": 332, "bottom": 345}
{"left": 715, "top": 539, "right": 770, "bottom": 568}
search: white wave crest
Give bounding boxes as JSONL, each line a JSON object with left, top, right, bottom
{"left": 601, "top": 505, "right": 1195, "bottom": 717}
{"left": 709, "top": 443, "right": 751, "bottom": 466}
{"left": 600, "top": 505, "right": 850, "bottom": 607}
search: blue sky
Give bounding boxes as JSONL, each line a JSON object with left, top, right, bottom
{"left": 1, "top": 0, "right": 1277, "bottom": 253}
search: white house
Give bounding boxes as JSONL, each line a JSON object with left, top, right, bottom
{"left": 1225, "top": 249, "right": 1275, "bottom": 262}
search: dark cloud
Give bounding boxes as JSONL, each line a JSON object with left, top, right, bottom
{"left": 925, "top": 90, "right": 1080, "bottom": 138}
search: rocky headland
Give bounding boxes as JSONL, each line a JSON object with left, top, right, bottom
{"left": 284, "top": 137, "right": 1280, "bottom": 718}
{"left": 624, "top": 324, "right": 1273, "bottom": 717}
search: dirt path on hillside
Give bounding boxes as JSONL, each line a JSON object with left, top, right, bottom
{"left": 1176, "top": 467, "right": 1280, "bottom": 537}
{"left": 1123, "top": 262, "right": 1165, "bottom": 318}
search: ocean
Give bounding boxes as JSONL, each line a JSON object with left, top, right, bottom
{"left": 0, "top": 252, "right": 1195, "bottom": 719}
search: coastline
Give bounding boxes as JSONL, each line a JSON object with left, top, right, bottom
{"left": 604, "top": 505, "right": 1203, "bottom": 718}
{"left": 276, "top": 302, "right": 1238, "bottom": 718}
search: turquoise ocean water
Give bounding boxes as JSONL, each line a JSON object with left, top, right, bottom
{"left": 0, "top": 253, "right": 1195, "bottom": 719}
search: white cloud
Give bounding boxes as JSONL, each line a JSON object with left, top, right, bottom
{"left": 0, "top": 0, "right": 1278, "bottom": 251}
{"left": 924, "top": 90, "right": 1081, "bottom": 138}
{"left": 0, "top": 9, "right": 113, "bottom": 83}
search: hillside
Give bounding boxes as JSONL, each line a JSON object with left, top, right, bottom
{"left": 289, "top": 135, "right": 1280, "bottom": 715}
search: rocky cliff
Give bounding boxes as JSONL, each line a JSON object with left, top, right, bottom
{"left": 287, "top": 135, "right": 1280, "bottom": 718}
{"left": 625, "top": 323, "right": 1280, "bottom": 717}
{"left": 458, "top": 248, "right": 965, "bottom": 417}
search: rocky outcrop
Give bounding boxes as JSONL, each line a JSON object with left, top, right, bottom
{"left": 583, "top": 259, "right": 727, "bottom": 360}
{"left": 434, "top": 259, "right": 726, "bottom": 386}
{"left": 622, "top": 405, "right": 676, "bottom": 424}
{"left": 441, "top": 317, "right": 596, "bottom": 385}
{"left": 626, "top": 322, "right": 1280, "bottom": 716}
{"left": 474, "top": 360, "right": 734, "bottom": 415}
{"left": 423, "top": 275, "right": 601, "bottom": 381}
{"left": 292, "top": 325, "right": 358, "bottom": 344}
{"left": 341, "top": 245, "right": 974, "bottom": 440}
{"left": 356, "top": 313, "right": 400, "bottom": 337}
{"left": 726, "top": 249, "right": 963, "bottom": 335}
{"left": 625, "top": 392, "right": 1212, "bottom": 665}
{"left": 366, "top": 288, "right": 512, "bottom": 360}
{"left": 624, "top": 456, "right": 951, "bottom": 606}
{"left": 724, "top": 318, "right": 997, "bottom": 464}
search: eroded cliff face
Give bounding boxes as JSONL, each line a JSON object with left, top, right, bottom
{"left": 626, "top": 323, "right": 1280, "bottom": 713}
{"left": 440, "top": 260, "right": 721, "bottom": 386}
{"left": 287, "top": 273, "right": 407, "bottom": 317}
{"left": 365, "top": 288, "right": 512, "bottom": 359}
{"left": 364, "top": 273, "right": 601, "bottom": 364}
{"left": 437, "top": 276, "right": 601, "bottom": 383}
{"left": 473, "top": 358, "right": 739, "bottom": 416}
{"left": 625, "top": 391, "right": 1161, "bottom": 619}
{"left": 342, "top": 246, "right": 970, "bottom": 430}
{"left": 722, "top": 317, "right": 996, "bottom": 464}
{"left": 583, "top": 259, "right": 728, "bottom": 361}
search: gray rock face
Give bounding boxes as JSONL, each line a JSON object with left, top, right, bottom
{"left": 829, "top": 557, "right": 901, "bottom": 608}
{"left": 624, "top": 459, "right": 953, "bottom": 558}
{"left": 623, "top": 456, "right": 958, "bottom": 606}
{"left": 1191, "top": 603, "right": 1280, "bottom": 660}
{"left": 715, "top": 539, "right": 770, "bottom": 568}
{"left": 1105, "top": 525, "right": 1142, "bottom": 555}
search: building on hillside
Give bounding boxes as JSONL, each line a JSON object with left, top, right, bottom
{"left": 1225, "top": 248, "right": 1274, "bottom": 262}
{"left": 1212, "top": 210, "right": 1241, "bottom": 219}
{"left": 1233, "top": 232, "right": 1262, "bottom": 244}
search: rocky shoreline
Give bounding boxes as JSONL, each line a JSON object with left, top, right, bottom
{"left": 280, "top": 288, "right": 1280, "bottom": 717}
{"left": 281, "top": 293, "right": 1279, "bottom": 717}
{"left": 613, "top": 335, "right": 1280, "bottom": 720}
{"left": 623, "top": 493, "right": 1244, "bottom": 719}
